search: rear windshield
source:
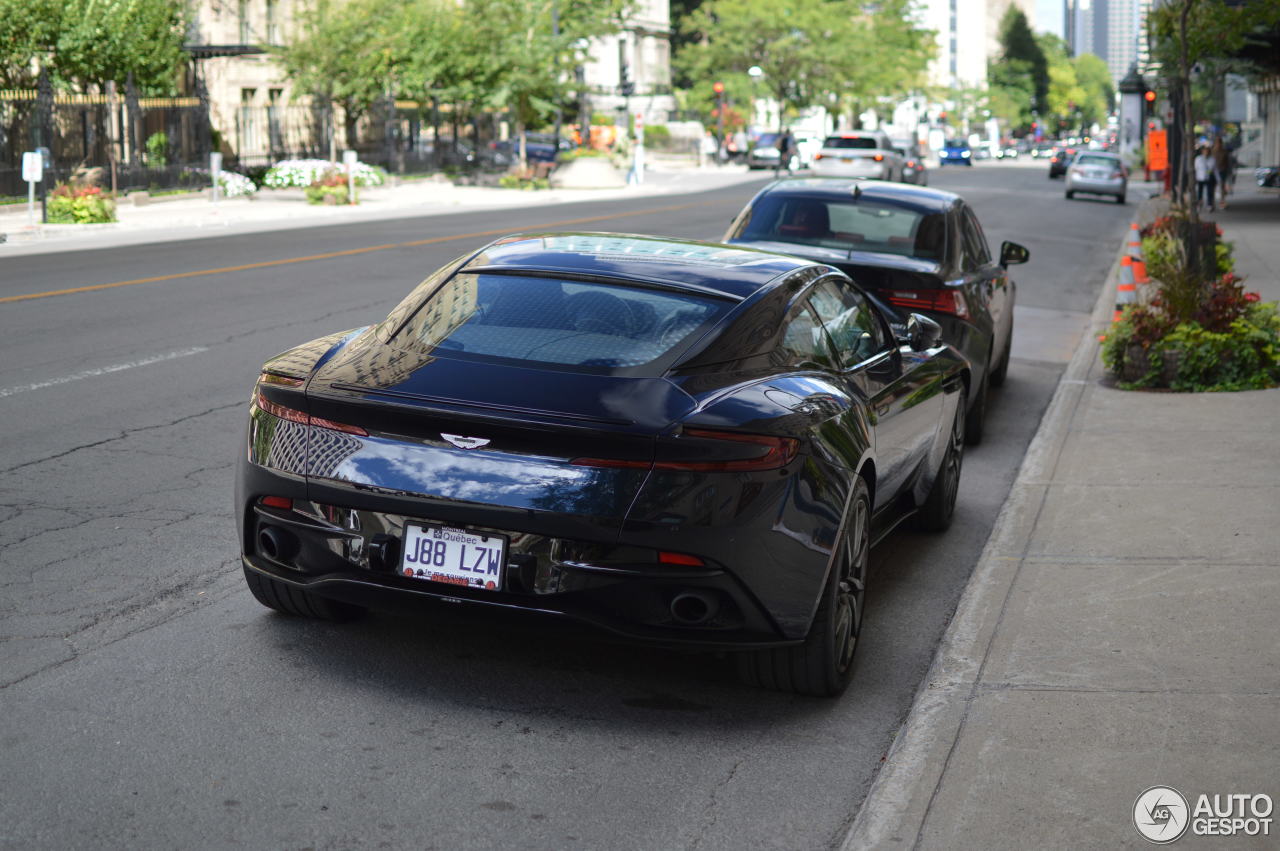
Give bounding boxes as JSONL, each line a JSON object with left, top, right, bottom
{"left": 389, "top": 273, "right": 731, "bottom": 374}
{"left": 823, "top": 136, "right": 877, "bottom": 149}
{"left": 732, "top": 195, "right": 946, "bottom": 260}
{"left": 1075, "top": 154, "right": 1117, "bottom": 167}
{"left": 755, "top": 133, "right": 779, "bottom": 146}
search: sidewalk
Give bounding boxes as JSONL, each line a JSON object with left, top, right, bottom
{"left": 844, "top": 184, "right": 1280, "bottom": 848}
{"left": 0, "top": 163, "right": 762, "bottom": 258}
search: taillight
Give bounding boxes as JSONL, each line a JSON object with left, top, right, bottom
{"left": 254, "top": 387, "right": 368, "bottom": 436}
{"left": 260, "top": 496, "right": 293, "bottom": 509}
{"left": 873, "top": 154, "right": 884, "bottom": 162}
{"left": 885, "top": 288, "right": 969, "bottom": 319}
{"left": 659, "top": 551, "right": 705, "bottom": 566}
{"left": 907, "top": 160, "right": 917, "bottom": 168}
{"left": 572, "top": 429, "right": 799, "bottom": 472}
{"left": 814, "top": 153, "right": 825, "bottom": 160}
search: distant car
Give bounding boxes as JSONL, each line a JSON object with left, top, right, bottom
{"left": 1065, "top": 151, "right": 1128, "bottom": 204}
{"left": 972, "top": 143, "right": 994, "bottom": 161}
{"left": 810, "top": 131, "right": 905, "bottom": 181}
{"left": 939, "top": 140, "right": 972, "bottom": 166}
{"left": 1047, "top": 146, "right": 1077, "bottom": 178}
{"left": 996, "top": 145, "right": 1019, "bottom": 160}
{"left": 1256, "top": 166, "right": 1280, "bottom": 189}
{"left": 237, "top": 232, "right": 970, "bottom": 697}
{"left": 1032, "top": 144, "right": 1054, "bottom": 159}
{"left": 794, "top": 132, "right": 824, "bottom": 168}
{"left": 747, "top": 132, "right": 799, "bottom": 171}
{"left": 724, "top": 177, "right": 1029, "bottom": 444}
{"left": 891, "top": 138, "right": 929, "bottom": 185}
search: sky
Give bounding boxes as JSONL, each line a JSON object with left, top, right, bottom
{"left": 1034, "top": 0, "right": 1064, "bottom": 38}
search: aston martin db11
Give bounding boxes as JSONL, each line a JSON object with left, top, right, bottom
{"left": 236, "top": 233, "right": 969, "bottom": 696}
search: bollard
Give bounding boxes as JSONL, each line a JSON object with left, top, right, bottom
{"left": 1114, "top": 255, "right": 1137, "bottom": 323}
{"left": 1127, "top": 222, "right": 1149, "bottom": 284}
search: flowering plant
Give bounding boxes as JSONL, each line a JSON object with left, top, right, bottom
{"left": 182, "top": 167, "right": 258, "bottom": 198}
{"left": 263, "top": 158, "right": 386, "bottom": 189}
{"left": 47, "top": 183, "right": 116, "bottom": 223}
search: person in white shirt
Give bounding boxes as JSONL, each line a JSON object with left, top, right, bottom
{"left": 1193, "top": 146, "right": 1217, "bottom": 211}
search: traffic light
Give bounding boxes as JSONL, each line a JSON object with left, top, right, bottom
{"left": 712, "top": 81, "right": 724, "bottom": 94}
{"left": 620, "top": 65, "right": 634, "bottom": 97}
{"left": 1144, "top": 90, "right": 1156, "bottom": 118}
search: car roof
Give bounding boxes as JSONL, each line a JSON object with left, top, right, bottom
{"left": 755, "top": 177, "right": 960, "bottom": 214}
{"left": 459, "top": 232, "right": 817, "bottom": 300}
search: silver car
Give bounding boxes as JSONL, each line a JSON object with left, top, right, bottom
{"left": 810, "top": 131, "right": 904, "bottom": 181}
{"left": 1064, "top": 151, "right": 1127, "bottom": 204}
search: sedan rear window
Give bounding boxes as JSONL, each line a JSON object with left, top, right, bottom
{"left": 1075, "top": 154, "right": 1119, "bottom": 167}
{"left": 823, "top": 137, "right": 877, "bottom": 149}
{"left": 389, "top": 274, "right": 731, "bottom": 374}
{"left": 732, "top": 195, "right": 946, "bottom": 260}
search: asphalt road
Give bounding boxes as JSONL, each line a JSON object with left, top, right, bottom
{"left": 0, "top": 160, "right": 1135, "bottom": 849}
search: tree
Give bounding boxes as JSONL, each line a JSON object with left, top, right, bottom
{"left": 279, "top": 0, "right": 410, "bottom": 150}
{"left": 1147, "top": 0, "right": 1280, "bottom": 216}
{"left": 995, "top": 8, "right": 1047, "bottom": 117}
{"left": 676, "top": 0, "right": 862, "bottom": 135}
{"left": 1072, "top": 53, "right": 1113, "bottom": 131}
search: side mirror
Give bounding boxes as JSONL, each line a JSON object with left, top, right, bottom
{"left": 1000, "top": 240, "right": 1030, "bottom": 267}
{"left": 904, "top": 313, "right": 943, "bottom": 351}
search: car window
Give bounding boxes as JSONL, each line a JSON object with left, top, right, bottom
{"left": 731, "top": 194, "right": 946, "bottom": 261}
{"left": 961, "top": 207, "right": 991, "bottom": 267}
{"left": 808, "top": 279, "right": 886, "bottom": 364}
{"left": 778, "top": 304, "right": 835, "bottom": 369}
{"left": 389, "top": 273, "right": 731, "bottom": 374}
{"left": 1076, "top": 154, "right": 1118, "bottom": 167}
{"left": 823, "top": 136, "right": 877, "bottom": 149}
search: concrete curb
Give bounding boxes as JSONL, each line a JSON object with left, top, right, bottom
{"left": 838, "top": 196, "right": 1163, "bottom": 850}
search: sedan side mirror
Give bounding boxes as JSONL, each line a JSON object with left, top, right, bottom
{"left": 1000, "top": 240, "right": 1030, "bottom": 267}
{"left": 903, "top": 313, "right": 943, "bottom": 351}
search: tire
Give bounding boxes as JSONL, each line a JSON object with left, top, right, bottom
{"left": 1065, "top": 190, "right": 1074, "bottom": 199}
{"left": 1115, "top": 193, "right": 1126, "bottom": 205}
{"left": 915, "top": 391, "right": 965, "bottom": 532}
{"left": 963, "top": 370, "right": 988, "bottom": 446}
{"left": 989, "top": 327, "right": 1012, "bottom": 388}
{"left": 243, "top": 565, "right": 364, "bottom": 621}
{"left": 736, "top": 477, "right": 870, "bottom": 697}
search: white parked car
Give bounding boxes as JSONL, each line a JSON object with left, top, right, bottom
{"left": 810, "top": 131, "right": 905, "bottom": 181}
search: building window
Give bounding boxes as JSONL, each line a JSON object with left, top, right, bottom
{"left": 238, "top": 0, "right": 252, "bottom": 43}
{"left": 266, "top": 0, "right": 279, "bottom": 44}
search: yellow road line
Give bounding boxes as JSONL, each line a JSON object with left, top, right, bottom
{"left": 1, "top": 201, "right": 712, "bottom": 305}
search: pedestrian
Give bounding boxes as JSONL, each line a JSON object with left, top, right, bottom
{"left": 776, "top": 130, "right": 796, "bottom": 174}
{"left": 1193, "top": 145, "right": 1216, "bottom": 211}
{"left": 732, "top": 129, "right": 748, "bottom": 163}
{"left": 700, "top": 131, "right": 718, "bottom": 168}
{"left": 1211, "top": 137, "right": 1233, "bottom": 209}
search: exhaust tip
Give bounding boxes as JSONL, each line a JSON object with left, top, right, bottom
{"left": 670, "top": 591, "right": 720, "bottom": 626}
{"left": 258, "top": 525, "right": 298, "bottom": 562}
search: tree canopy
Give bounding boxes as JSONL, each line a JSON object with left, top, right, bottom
{"left": 675, "top": 0, "right": 933, "bottom": 132}
{"left": 0, "top": 0, "right": 186, "bottom": 92}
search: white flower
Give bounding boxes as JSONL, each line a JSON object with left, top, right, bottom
{"left": 263, "top": 158, "right": 387, "bottom": 188}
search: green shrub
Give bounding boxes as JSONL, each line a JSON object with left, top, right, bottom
{"left": 557, "top": 147, "right": 609, "bottom": 162}
{"left": 47, "top": 184, "right": 116, "bottom": 223}
{"left": 145, "top": 132, "right": 168, "bottom": 167}
{"left": 498, "top": 174, "right": 549, "bottom": 190}
{"left": 643, "top": 125, "right": 672, "bottom": 147}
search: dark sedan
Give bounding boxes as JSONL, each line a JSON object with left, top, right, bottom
{"left": 237, "top": 234, "right": 969, "bottom": 696}
{"left": 1047, "top": 146, "right": 1077, "bottom": 178}
{"left": 724, "top": 178, "right": 1028, "bottom": 443}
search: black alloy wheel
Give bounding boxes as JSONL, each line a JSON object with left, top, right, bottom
{"left": 915, "top": 391, "right": 966, "bottom": 532}
{"left": 736, "top": 477, "right": 871, "bottom": 697}
{"left": 243, "top": 566, "right": 364, "bottom": 622}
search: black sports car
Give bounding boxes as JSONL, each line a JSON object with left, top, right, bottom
{"left": 237, "top": 234, "right": 969, "bottom": 696}
{"left": 724, "top": 178, "right": 1027, "bottom": 443}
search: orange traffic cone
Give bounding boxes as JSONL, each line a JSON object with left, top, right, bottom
{"left": 1127, "top": 222, "right": 1149, "bottom": 284}
{"left": 1114, "top": 255, "right": 1137, "bottom": 323}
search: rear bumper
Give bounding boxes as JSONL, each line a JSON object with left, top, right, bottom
{"left": 811, "top": 160, "right": 889, "bottom": 179}
{"left": 238, "top": 461, "right": 795, "bottom": 650}
{"left": 1067, "top": 176, "right": 1125, "bottom": 195}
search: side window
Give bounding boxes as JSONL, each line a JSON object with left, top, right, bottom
{"left": 808, "top": 279, "right": 887, "bottom": 364}
{"left": 778, "top": 303, "right": 835, "bottom": 369}
{"left": 961, "top": 206, "right": 991, "bottom": 268}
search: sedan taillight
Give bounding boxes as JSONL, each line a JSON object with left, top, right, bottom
{"left": 885, "top": 288, "right": 970, "bottom": 319}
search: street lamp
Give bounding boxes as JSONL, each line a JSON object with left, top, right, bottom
{"left": 747, "top": 66, "right": 763, "bottom": 131}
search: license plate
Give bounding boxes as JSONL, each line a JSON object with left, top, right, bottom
{"left": 401, "top": 524, "right": 506, "bottom": 590}
{"left": 841, "top": 157, "right": 854, "bottom": 163}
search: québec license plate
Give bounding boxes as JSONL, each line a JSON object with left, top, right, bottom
{"left": 401, "top": 524, "right": 506, "bottom": 590}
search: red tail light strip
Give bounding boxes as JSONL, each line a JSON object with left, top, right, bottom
{"left": 885, "top": 288, "right": 970, "bottom": 319}
{"left": 255, "top": 388, "right": 368, "bottom": 436}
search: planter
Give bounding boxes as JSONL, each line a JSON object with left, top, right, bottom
{"left": 549, "top": 157, "right": 627, "bottom": 189}
{"left": 1119, "top": 344, "right": 1150, "bottom": 384}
